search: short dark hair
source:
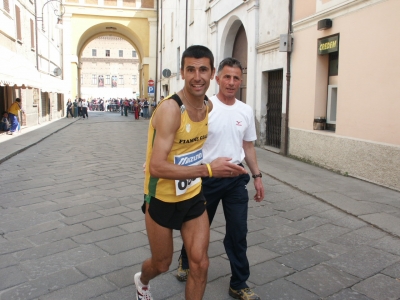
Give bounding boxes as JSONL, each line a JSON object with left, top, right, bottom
{"left": 181, "top": 45, "right": 214, "bottom": 71}
{"left": 15, "top": 98, "right": 21, "bottom": 102}
{"left": 217, "top": 57, "right": 243, "bottom": 74}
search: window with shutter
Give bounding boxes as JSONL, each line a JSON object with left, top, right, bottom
{"left": 30, "top": 19, "right": 35, "bottom": 49}
{"left": 15, "top": 5, "right": 22, "bottom": 41}
{"left": 3, "top": 0, "right": 10, "bottom": 13}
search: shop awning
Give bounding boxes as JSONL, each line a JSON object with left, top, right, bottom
{"left": 0, "top": 46, "right": 41, "bottom": 88}
{"left": 0, "top": 46, "right": 67, "bottom": 93}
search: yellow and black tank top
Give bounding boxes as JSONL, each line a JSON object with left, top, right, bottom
{"left": 144, "top": 94, "right": 209, "bottom": 203}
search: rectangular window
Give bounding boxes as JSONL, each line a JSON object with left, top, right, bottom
{"left": 119, "top": 75, "right": 124, "bottom": 85}
{"left": 132, "top": 50, "right": 137, "bottom": 57}
{"left": 106, "top": 75, "right": 110, "bottom": 85}
{"left": 105, "top": 50, "right": 110, "bottom": 57}
{"left": 189, "top": 0, "right": 194, "bottom": 24}
{"left": 329, "top": 52, "right": 339, "bottom": 76}
{"left": 98, "top": 75, "right": 104, "bottom": 87}
{"left": 162, "top": 24, "right": 165, "bottom": 48}
{"left": 112, "top": 75, "right": 117, "bottom": 87}
{"left": 92, "top": 74, "right": 96, "bottom": 85}
{"left": 327, "top": 85, "right": 338, "bottom": 125}
{"left": 3, "top": 0, "right": 10, "bottom": 13}
{"left": 92, "top": 49, "right": 97, "bottom": 56}
{"left": 15, "top": 5, "right": 22, "bottom": 40}
{"left": 177, "top": 47, "right": 180, "bottom": 77}
{"left": 132, "top": 75, "right": 137, "bottom": 84}
{"left": 119, "top": 50, "right": 123, "bottom": 57}
{"left": 171, "top": 12, "right": 174, "bottom": 41}
{"left": 30, "top": 19, "right": 35, "bottom": 49}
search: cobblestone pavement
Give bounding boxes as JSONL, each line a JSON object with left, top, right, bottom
{"left": 1, "top": 112, "right": 400, "bottom": 300}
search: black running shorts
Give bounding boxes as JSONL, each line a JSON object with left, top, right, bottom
{"left": 144, "top": 191, "right": 207, "bottom": 230}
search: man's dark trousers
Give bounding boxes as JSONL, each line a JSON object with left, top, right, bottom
{"left": 180, "top": 172, "right": 251, "bottom": 290}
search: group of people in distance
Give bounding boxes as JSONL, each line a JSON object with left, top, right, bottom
{"left": 66, "top": 98, "right": 89, "bottom": 119}
{"left": 137, "top": 45, "right": 265, "bottom": 300}
{"left": 118, "top": 98, "right": 151, "bottom": 119}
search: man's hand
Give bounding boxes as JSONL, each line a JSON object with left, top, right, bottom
{"left": 209, "top": 157, "right": 247, "bottom": 178}
{"left": 253, "top": 177, "right": 264, "bottom": 202}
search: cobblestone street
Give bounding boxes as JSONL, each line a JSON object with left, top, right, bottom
{"left": 1, "top": 112, "right": 400, "bottom": 300}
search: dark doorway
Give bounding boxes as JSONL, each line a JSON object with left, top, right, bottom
{"left": 232, "top": 24, "right": 248, "bottom": 103}
{"left": 0, "top": 86, "right": 6, "bottom": 113}
{"left": 266, "top": 69, "right": 283, "bottom": 148}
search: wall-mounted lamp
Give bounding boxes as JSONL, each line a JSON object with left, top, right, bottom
{"left": 55, "top": 17, "right": 63, "bottom": 30}
{"left": 36, "top": 0, "right": 65, "bottom": 31}
{"left": 317, "top": 19, "right": 332, "bottom": 31}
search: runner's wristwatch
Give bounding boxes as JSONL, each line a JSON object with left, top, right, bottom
{"left": 252, "top": 173, "right": 262, "bottom": 179}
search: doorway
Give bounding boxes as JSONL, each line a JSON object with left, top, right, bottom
{"left": 232, "top": 24, "right": 248, "bottom": 103}
{"left": 266, "top": 69, "right": 283, "bottom": 148}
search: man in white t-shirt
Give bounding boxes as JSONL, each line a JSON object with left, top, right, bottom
{"left": 177, "top": 57, "right": 265, "bottom": 300}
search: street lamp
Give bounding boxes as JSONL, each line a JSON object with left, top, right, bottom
{"left": 36, "top": 0, "right": 65, "bottom": 31}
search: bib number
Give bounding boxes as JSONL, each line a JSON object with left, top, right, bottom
{"left": 174, "top": 149, "right": 203, "bottom": 196}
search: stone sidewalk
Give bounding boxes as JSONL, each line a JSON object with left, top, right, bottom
{"left": 0, "top": 112, "right": 399, "bottom": 300}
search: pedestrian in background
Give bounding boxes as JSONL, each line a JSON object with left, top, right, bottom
{"left": 123, "top": 98, "right": 130, "bottom": 117}
{"left": 7, "top": 98, "right": 25, "bottom": 135}
{"left": 66, "top": 99, "right": 74, "bottom": 118}
{"left": 134, "top": 100, "right": 140, "bottom": 120}
{"left": 143, "top": 98, "right": 150, "bottom": 119}
{"left": 81, "top": 99, "right": 88, "bottom": 119}
{"left": 78, "top": 98, "right": 82, "bottom": 117}
{"left": 177, "top": 57, "right": 264, "bottom": 300}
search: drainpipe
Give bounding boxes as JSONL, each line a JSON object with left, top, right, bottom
{"left": 185, "top": 0, "right": 188, "bottom": 49}
{"left": 34, "top": 0, "right": 39, "bottom": 71}
{"left": 284, "top": 0, "right": 293, "bottom": 156}
{"left": 155, "top": 0, "right": 159, "bottom": 101}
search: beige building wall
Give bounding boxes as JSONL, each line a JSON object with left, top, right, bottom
{"left": 80, "top": 36, "right": 139, "bottom": 99}
{"left": 290, "top": 0, "right": 400, "bottom": 190}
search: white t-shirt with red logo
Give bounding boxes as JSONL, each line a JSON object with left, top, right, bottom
{"left": 202, "top": 95, "right": 257, "bottom": 164}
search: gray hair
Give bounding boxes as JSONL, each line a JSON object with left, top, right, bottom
{"left": 217, "top": 57, "right": 243, "bottom": 74}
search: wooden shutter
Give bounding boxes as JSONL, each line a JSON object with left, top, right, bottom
{"left": 3, "top": 0, "right": 10, "bottom": 13}
{"left": 15, "top": 5, "right": 22, "bottom": 40}
{"left": 30, "top": 19, "right": 35, "bottom": 49}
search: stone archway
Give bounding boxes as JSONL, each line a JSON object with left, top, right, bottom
{"left": 62, "top": 4, "right": 157, "bottom": 100}
{"left": 232, "top": 24, "right": 248, "bottom": 103}
{"left": 219, "top": 17, "right": 248, "bottom": 103}
{"left": 76, "top": 28, "right": 144, "bottom": 99}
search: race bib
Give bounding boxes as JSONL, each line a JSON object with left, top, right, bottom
{"left": 174, "top": 149, "right": 202, "bottom": 196}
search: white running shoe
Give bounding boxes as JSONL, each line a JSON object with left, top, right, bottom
{"left": 134, "top": 272, "right": 153, "bottom": 300}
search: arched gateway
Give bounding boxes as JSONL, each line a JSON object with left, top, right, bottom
{"left": 62, "top": 0, "right": 157, "bottom": 100}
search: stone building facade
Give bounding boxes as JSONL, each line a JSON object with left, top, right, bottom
{"left": 157, "top": 0, "right": 400, "bottom": 190}
{"left": 80, "top": 36, "right": 140, "bottom": 100}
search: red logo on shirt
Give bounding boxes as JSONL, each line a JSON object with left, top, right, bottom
{"left": 236, "top": 121, "right": 242, "bottom": 126}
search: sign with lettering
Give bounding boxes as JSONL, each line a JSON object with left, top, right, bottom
{"left": 318, "top": 34, "right": 339, "bottom": 55}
